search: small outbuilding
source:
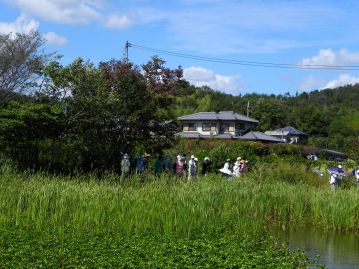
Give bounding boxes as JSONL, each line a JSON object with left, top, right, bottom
{"left": 265, "top": 126, "right": 308, "bottom": 144}
{"left": 239, "top": 131, "right": 284, "bottom": 143}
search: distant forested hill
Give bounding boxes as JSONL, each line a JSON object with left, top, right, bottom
{"left": 171, "top": 81, "right": 359, "bottom": 151}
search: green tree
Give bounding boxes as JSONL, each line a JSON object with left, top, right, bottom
{"left": 0, "top": 31, "right": 50, "bottom": 105}
{"left": 43, "top": 58, "right": 178, "bottom": 171}
{"left": 0, "top": 101, "right": 65, "bottom": 168}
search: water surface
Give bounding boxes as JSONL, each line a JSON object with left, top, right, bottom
{"left": 271, "top": 226, "right": 359, "bottom": 269}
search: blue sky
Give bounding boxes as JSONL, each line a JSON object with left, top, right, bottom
{"left": 1, "top": 0, "right": 359, "bottom": 95}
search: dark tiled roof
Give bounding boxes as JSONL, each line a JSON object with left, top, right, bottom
{"left": 272, "top": 126, "right": 307, "bottom": 136}
{"left": 239, "top": 131, "right": 283, "bottom": 143}
{"left": 178, "top": 111, "right": 258, "bottom": 123}
{"left": 175, "top": 132, "right": 241, "bottom": 139}
{"left": 215, "top": 133, "right": 237, "bottom": 139}
{"left": 175, "top": 132, "right": 203, "bottom": 139}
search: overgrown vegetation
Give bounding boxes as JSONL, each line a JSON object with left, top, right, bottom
{"left": 1, "top": 31, "right": 358, "bottom": 172}
{"left": 0, "top": 162, "right": 339, "bottom": 268}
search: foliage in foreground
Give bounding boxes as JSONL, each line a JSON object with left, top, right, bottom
{"left": 0, "top": 163, "right": 337, "bottom": 268}
{"left": 1, "top": 163, "right": 358, "bottom": 236}
{"left": 0, "top": 228, "right": 320, "bottom": 269}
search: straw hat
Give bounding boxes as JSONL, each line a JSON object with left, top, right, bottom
{"left": 191, "top": 155, "right": 195, "bottom": 159}
{"left": 236, "top": 157, "right": 242, "bottom": 161}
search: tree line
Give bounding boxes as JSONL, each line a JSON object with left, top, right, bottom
{"left": 0, "top": 31, "right": 358, "bottom": 172}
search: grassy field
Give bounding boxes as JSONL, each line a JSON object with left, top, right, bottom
{"left": 2, "top": 162, "right": 356, "bottom": 268}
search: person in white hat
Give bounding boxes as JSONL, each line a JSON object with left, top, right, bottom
{"left": 233, "top": 159, "right": 241, "bottom": 178}
{"left": 188, "top": 155, "right": 197, "bottom": 180}
{"left": 201, "top": 157, "right": 212, "bottom": 176}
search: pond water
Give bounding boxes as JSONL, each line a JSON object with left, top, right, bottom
{"left": 271, "top": 225, "right": 359, "bottom": 269}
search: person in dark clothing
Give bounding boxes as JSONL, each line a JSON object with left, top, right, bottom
{"left": 162, "top": 155, "right": 173, "bottom": 173}
{"left": 154, "top": 155, "right": 163, "bottom": 175}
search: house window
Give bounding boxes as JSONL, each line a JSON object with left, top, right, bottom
{"left": 220, "top": 122, "right": 234, "bottom": 133}
{"left": 221, "top": 123, "right": 230, "bottom": 132}
{"left": 202, "top": 122, "right": 212, "bottom": 131}
{"left": 188, "top": 123, "right": 197, "bottom": 131}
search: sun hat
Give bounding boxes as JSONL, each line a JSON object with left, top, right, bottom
{"left": 236, "top": 157, "right": 242, "bottom": 161}
{"left": 191, "top": 155, "right": 195, "bottom": 159}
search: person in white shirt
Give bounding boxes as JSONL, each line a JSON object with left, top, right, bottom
{"left": 329, "top": 173, "right": 339, "bottom": 190}
{"left": 188, "top": 155, "right": 197, "bottom": 180}
{"left": 354, "top": 168, "right": 359, "bottom": 186}
{"left": 233, "top": 159, "right": 241, "bottom": 178}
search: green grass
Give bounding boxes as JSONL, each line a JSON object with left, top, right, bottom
{"left": 1, "top": 166, "right": 358, "bottom": 234}
{"left": 3, "top": 162, "right": 356, "bottom": 268}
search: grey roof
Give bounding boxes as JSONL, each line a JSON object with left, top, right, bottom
{"left": 320, "top": 149, "right": 347, "bottom": 157}
{"left": 175, "top": 132, "right": 203, "bottom": 139}
{"left": 239, "top": 131, "right": 284, "bottom": 143}
{"left": 178, "top": 111, "right": 259, "bottom": 123}
{"left": 273, "top": 126, "right": 307, "bottom": 136}
{"left": 175, "top": 132, "right": 241, "bottom": 139}
{"left": 215, "top": 133, "right": 239, "bottom": 139}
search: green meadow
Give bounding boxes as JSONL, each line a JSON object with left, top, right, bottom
{"left": 2, "top": 161, "right": 358, "bottom": 268}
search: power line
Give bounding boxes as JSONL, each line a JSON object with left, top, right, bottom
{"left": 129, "top": 43, "right": 359, "bottom": 70}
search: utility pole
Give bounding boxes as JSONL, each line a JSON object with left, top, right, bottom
{"left": 124, "top": 41, "right": 131, "bottom": 62}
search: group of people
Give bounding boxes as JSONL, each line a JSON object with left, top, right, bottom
{"left": 220, "top": 157, "right": 248, "bottom": 178}
{"left": 174, "top": 154, "right": 213, "bottom": 180}
{"left": 119, "top": 153, "right": 249, "bottom": 180}
{"left": 120, "top": 153, "right": 214, "bottom": 180}
{"left": 328, "top": 165, "right": 359, "bottom": 190}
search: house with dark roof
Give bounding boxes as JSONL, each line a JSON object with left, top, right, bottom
{"left": 264, "top": 126, "right": 308, "bottom": 144}
{"left": 239, "top": 131, "right": 284, "bottom": 143}
{"left": 176, "top": 111, "right": 259, "bottom": 139}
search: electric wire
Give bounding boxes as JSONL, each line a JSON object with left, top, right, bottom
{"left": 129, "top": 43, "right": 359, "bottom": 71}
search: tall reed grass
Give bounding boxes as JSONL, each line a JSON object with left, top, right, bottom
{"left": 1, "top": 162, "right": 358, "bottom": 239}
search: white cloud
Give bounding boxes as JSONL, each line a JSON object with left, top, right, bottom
{"left": 105, "top": 15, "right": 132, "bottom": 30}
{"left": 0, "top": 14, "right": 39, "bottom": 34}
{"left": 299, "top": 49, "right": 359, "bottom": 66}
{"left": 183, "top": 66, "right": 242, "bottom": 94}
{"left": 322, "top": 74, "right": 359, "bottom": 89}
{"left": 44, "top": 31, "right": 67, "bottom": 45}
{"left": 11, "top": 0, "right": 102, "bottom": 25}
{"left": 299, "top": 76, "right": 324, "bottom": 92}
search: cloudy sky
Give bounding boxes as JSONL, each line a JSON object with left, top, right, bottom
{"left": 1, "top": 0, "right": 359, "bottom": 95}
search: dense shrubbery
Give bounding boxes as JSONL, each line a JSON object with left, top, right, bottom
{"left": 167, "top": 138, "right": 356, "bottom": 172}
